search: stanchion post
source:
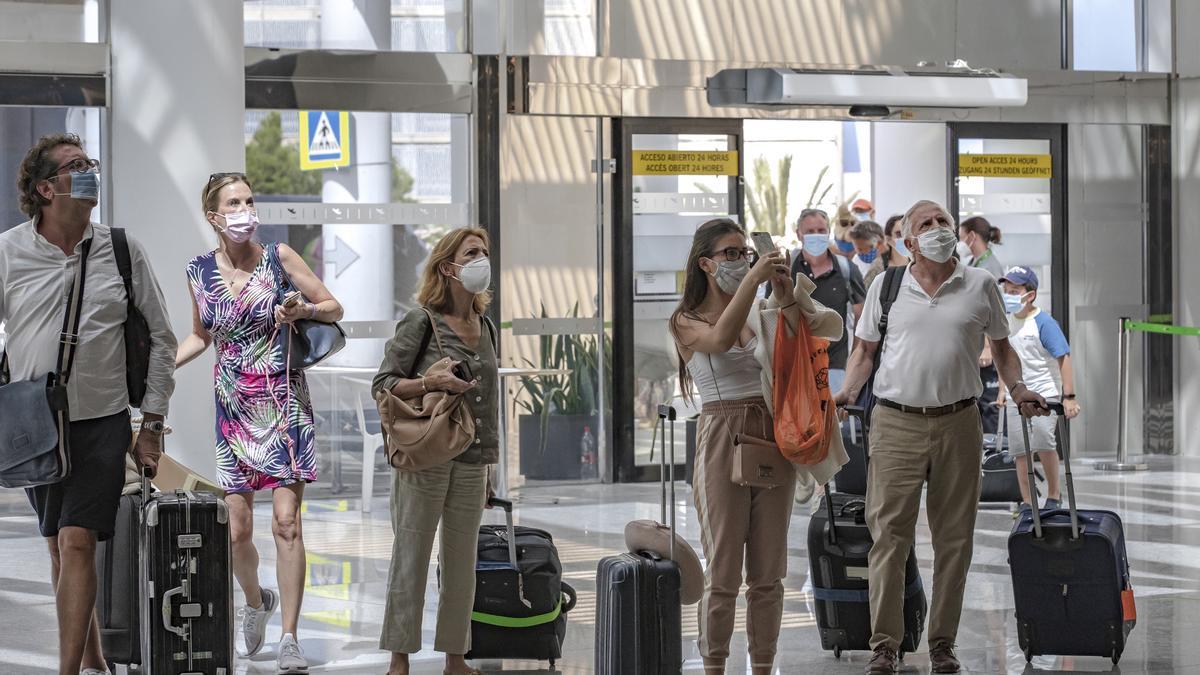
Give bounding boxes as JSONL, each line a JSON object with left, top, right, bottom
{"left": 1096, "top": 317, "right": 1148, "bottom": 471}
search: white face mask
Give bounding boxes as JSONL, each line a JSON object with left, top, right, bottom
{"left": 710, "top": 258, "right": 750, "bottom": 295}
{"left": 451, "top": 257, "right": 491, "bottom": 294}
{"left": 955, "top": 240, "right": 973, "bottom": 261}
{"left": 916, "top": 227, "right": 958, "bottom": 263}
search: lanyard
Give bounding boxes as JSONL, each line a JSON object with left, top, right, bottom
{"left": 971, "top": 248, "right": 993, "bottom": 268}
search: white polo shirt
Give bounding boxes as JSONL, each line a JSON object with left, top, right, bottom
{"left": 856, "top": 261, "right": 1010, "bottom": 408}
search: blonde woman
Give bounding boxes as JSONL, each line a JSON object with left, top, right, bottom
{"left": 374, "top": 227, "right": 498, "bottom": 675}
{"left": 175, "top": 172, "right": 343, "bottom": 673}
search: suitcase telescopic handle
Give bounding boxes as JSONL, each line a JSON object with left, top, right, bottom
{"left": 1022, "top": 402, "right": 1078, "bottom": 540}
{"left": 486, "top": 497, "right": 519, "bottom": 570}
{"left": 657, "top": 404, "right": 677, "bottom": 562}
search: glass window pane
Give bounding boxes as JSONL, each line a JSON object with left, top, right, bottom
{"left": 0, "top": 0, "right": 103, "bottom": 42}
{"left": 1073, "top": 0, "right": 1139, "bottom": 70}
{"left": 0, "top": 106, "right": 105, "bottom": 233}
{"left": 509, "top": 0, "right": 597, "bottom": 56}
{"left": 243, "top": 108, "right": 469, "bottom": 500}
{"left": 244, "top": 0, "right": 466, "bottom": 52}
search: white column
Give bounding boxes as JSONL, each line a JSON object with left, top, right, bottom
{"left": 321, "top": 0, "right": 394, "bottom": 366}
{"left": 1175, "top": 5, "right": 1200, "bottom": 458}
{"left": 108, "top": 0, "right": 245, "bottom": 476}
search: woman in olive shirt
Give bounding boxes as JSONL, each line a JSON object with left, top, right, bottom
{"left": 373, "top": 227, "right": 498, "bottom": 675}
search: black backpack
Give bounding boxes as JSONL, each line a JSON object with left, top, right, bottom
{"left": 852, "top": 265, "right": 906, "bottom": 419}
{"left": 112, "top": 228, "right": 151, "bottom": 408}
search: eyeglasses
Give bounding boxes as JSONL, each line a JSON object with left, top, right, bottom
{"left": 709, "top": 247, "right": 753, "bottom": 261}
{"left": 48, "top": 158, "right": 99, "bottom": 178}
{"left": 208, "top": 172, "right": 247, "bottom": 184}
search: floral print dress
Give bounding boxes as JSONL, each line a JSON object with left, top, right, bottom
{"left": 187, "top": 244, "right": 316, "bottom": 493}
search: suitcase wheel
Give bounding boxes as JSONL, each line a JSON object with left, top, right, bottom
{"left": 1024, "top": 647, "right": 1033, "bottom": 663}
{"left": 833, "top": 646, "right": 842, "bottom": 659}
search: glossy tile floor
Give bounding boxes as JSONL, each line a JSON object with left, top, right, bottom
{"left": 1, "top": 455, "right": 1197, "bottom": 674}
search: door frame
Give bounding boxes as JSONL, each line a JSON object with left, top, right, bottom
{"left": 611, "top": 116, "right": 744, "bottom": 483}
{"left": 947, "top": 123, "right": 1069, "bottom": 332}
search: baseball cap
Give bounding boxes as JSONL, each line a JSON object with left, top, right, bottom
{"left": 998, "top": 265, "right": 1039, "bottom": 290}
{"left": 851, "top": 198, "right": 874, "bottom": 212}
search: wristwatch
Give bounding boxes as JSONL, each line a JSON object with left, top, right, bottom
{"left": 1063, "top": 394, "right": 1077, "bottom": 400}
{"left": 142, "top": 420, "right": 166, "bottom": 434}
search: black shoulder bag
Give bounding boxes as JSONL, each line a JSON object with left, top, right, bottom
{"left": 0, "top": 238, "right": 92, "bottom": 488}
{"left": 111, "top": 228, "right": 152, "bottom": 407}
{"left": 268, "top": 243, "right": 347, "bottom": 370}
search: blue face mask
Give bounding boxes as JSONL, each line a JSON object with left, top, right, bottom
{"left": 835, "top": 239, "right": 855, "bottom": 254}
{"left": 54, "top": 171, "right": 100, "bottom": 201}
{"left": 802, "top": 233, "right": 829, "bottom": 257}
{"left": 893, "top": 238, "right": 909, "bottom": 257}
{"left": 1003, "top": 292, "right": 1028, "bottom": 314}
{"left": 858, "top": 248, "right": 879, "bottom": 264}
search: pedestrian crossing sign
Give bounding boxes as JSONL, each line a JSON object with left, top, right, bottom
{"left": 299, "top": 110, "right": 351, "bottom": 171}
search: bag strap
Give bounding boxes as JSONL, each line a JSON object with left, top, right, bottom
{"left": 877, "top": 265, "right": 905, "bottom": 341}
{"left": 111, "top": 227, "right": 135, "bottom": 305}
{"left": 407, "top": 310, "right": 436, "bottom": 379}
{"left": 482, "top": 315, "right": 499, "bottom": 352}
{"left": 266, "top": 243, "right": 296, "bottom": 301}
{"left": 418, "top": 307, "right": 449, "bottom": 359}
{"left": 834, "top": 253, "right": 850, "bottom": 281}
{"left": 57, "top": 236, "right": 93, "bottom": 385}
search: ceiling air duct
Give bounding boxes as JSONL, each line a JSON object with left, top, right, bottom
{"left": 707, "top": 64, "right": 1028, "bottom": 113}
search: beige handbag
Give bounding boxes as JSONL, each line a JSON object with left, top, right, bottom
{"left": 707, "top": 354, "right": 791, "bottom": 490}
{"left": 375, "top": 309, "right": 476, "bottom": 472}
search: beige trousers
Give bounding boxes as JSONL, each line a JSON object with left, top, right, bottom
{"left": 693, "top": 399, "right": 797, "bottom": 666}
{"left": 866, "top": 404, "right": 982, "bottom": 650}
{"left": 379, "top": 460, "right": 489, "bottom": 654}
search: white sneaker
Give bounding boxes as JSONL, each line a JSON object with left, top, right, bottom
{"left": 238, "top": 587, "right": 279, "bottom": 657}
{"left": 277, "top": 633, "right": 309, "bottom": 674}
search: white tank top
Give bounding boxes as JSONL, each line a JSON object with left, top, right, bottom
{"left": 685, "top": 338, "right": 763, "bottom": 405}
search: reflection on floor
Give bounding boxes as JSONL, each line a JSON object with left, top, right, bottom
{"left": 1, "top": 456, "right": 1198, "bottom": 674}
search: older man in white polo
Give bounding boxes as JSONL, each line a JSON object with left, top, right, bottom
{"left": 834, "top": 200, "right": 1048, "bottom": 675}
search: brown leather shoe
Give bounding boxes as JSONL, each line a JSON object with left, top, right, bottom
{"left": 929, "top": 639, "right": 961, "bottom": 673}
{"left": 865, "top": 645, "right": 899, "bottom": 675}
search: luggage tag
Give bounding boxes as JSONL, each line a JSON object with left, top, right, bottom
{"left": 1122, "top": 586, "right": 1137, "bottom": 623}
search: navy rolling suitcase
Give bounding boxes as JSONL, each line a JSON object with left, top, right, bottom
{"left": 464, "top": 497, "right": 577, "bottom": 667}
{"left": 594, "top": 404, "right": 683, "bottom": 675}
{"left": 1008, "top": 405, "right": 1136, "bottom": 664}
{"left": 809, "top": 406, "right": 926, "bottom": 659}
{"left": 141, "top": 473, "right": 235, "bottom": 674}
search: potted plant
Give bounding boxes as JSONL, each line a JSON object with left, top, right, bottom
{"left": 515, "top": 305, "right": 613, "bottom": 480}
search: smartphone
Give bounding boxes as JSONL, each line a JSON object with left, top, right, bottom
{"left": 282, "top": 290, "right": 304, "bottom": 308}
{"left": 452, "top": 360, "right": 473, "bottom": 382}
{"left": 751, "top": 231, "right": 776, "bottom": 258}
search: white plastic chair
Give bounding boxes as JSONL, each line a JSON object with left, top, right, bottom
{"left": 355, "top": 392, "right": 384, "bottom": 513}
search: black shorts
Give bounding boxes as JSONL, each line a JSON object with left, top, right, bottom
{"left": 25, "top": 409, "right": 130, "bottom": 542}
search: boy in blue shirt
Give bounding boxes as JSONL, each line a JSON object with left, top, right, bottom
{"left": 996, "top": 266, "right": 1082, "bottom": 511}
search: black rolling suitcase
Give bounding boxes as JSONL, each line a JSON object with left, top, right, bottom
{"left": 809, "top": 406, "right": 926, "bottom": 659}
{"left": 594, "top": 404, "right": 683, "bottom": 675}
{"left": 980, "top": 411, "right": 1043, "bottom": 504}
{"left": 464, "top": 497, "right": 577, "bottom": 667}
{"left": 141, "top": 472, "right": 234, "bottom": 674}
{"left": 834, "top": 414, "right": 867, "bottom": 495}
{"left": 1008, "top": 405, "right": 1136, "bottom": 664}
{"left": 94, "top": 488, "right": 143, "bottom": 668}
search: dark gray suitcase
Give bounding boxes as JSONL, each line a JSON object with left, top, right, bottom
{"left": 1008, "top": 406, "right": 1136, "bottom": 664}
{"left": 594, "top": 404, "right": 683, "bottom": 675}
{"left": 140, "top": 476, "right": 234, "bottom": 674}
{"left": 94, "top": 490, "right": 144, "bottom": 667}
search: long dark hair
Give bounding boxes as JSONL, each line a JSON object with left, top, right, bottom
{"left": 669, "top": 218, "right": 746, "bottom": 401}
{"left": 883, "top": 214, "right": 904, "bottom": 265}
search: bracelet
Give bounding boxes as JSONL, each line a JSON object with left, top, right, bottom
{"left": 307, "top": 303, "right": 317, "bottom": 320}
{"left": 1007, "top": 380, "right": 1026, "bottom": 394}
{"left": 1063, "top": 394, "right": 1077, "bottom": 400}
{"left": 420, "top": 375, "right": 428, "bottom": 394}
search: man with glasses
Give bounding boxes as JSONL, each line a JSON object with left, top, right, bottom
{"left": 790, "top": 207, "right": 866, "bottom": 395}
{"left": 1, "top": 134, "right": 177, "bottom": 675}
